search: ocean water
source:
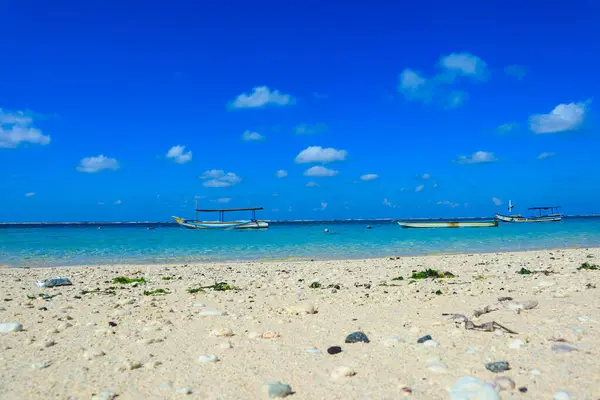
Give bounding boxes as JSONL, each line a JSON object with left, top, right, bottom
{"left": 1, "top": 217, "right": 600, "bottom": 267}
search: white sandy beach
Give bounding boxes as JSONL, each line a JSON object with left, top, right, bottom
{"left": 1, "top": 248, "right": 600, "bottom": 399}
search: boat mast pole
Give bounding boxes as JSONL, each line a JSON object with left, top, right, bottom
{"left": 195, "top": 199, "right": 198, "bottom": 222}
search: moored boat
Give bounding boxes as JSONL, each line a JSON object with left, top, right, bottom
{"left": 496, "top": 206, "right": 562, "bottom": 223}
{"left": 396, "top": 219, "right": 498, "bottom": 228}
{"left": 173, "top": 206, "right": 269, "bottom": 230}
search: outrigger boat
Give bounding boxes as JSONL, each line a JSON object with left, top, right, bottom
{"left": 173, "top": 205, "right": 268, "bottom": 230}
{"left": 396, "top": 219, "right": 498, "bottom": 228}
{"left": 496, "top": 203, "right": 562, "bottom": 223}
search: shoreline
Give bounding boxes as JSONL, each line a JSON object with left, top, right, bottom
{"left": 1, "top": 247, "right": 599, "bottom": 399}
{"left": 4, "top": 244, "right": 600, "bottom": 269}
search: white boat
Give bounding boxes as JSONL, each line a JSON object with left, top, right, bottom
{"left": 173, "top": 206, "right": 269, "bottom": 230}
{"left": 396, "top": 219, "right": 498, "bottom": 228}
{"left": 496, "top": 205, "right": 562, "bottom": 223}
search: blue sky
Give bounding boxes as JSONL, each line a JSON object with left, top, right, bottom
{"left": 1, "top": 0, "right": 599, "bottom": 222}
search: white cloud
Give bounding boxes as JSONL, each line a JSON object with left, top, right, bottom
{"left": 415, "top": 184, "right": 425, "bottom": 192}
{"left": 229, "top": 86, "right": 295, "bottom": 109}
{"left": 397, "top": 69, "right": 431, "bottom": 102}
{"left": 320, "top": 202, "right": 327, "bottom": 210}
{"left": 275, "top": 169, "right": 288, "bottom": 178}
{"left": 447, "top": 91, "right": 468, "bottom": 108}
{"left": 397, "top": 52, "right": 488, "bottom": 107}
{"left": 496, "top": 122, "right": 518, "bottom": 134}
{"left": 420, "top": 173, "right": 431, "bottom": 180}
{"left": 77, "top": 155, "right": 119, "bottom": 173}
{"left": 242, "top": 130, "right": 265, "bottom": 141}
{"left": 383, "top": 198, "right": 397, "bottom": 208}
{"left": 529, "top": 100, "right": 589, "bottom": 134}
{"left": 456, "top": 151, "right": 498, "bottom": 164}
{"left": 305, "top": 181, "right": 320, "bottom": 187}
{"left": 211, "top": 197, "right": 231, "bottom": 204}
{"left": 295, "top": 146, "right": 347, "bottom": 163}
{"left": 114, "top": 200, "right": 122, "bottom": 205}
{"left": 304, "top": 165, "right": 339, "bottom": 177}
{"left": 504, "top": 65, "right": 527, "bottom": 80}
{"left": 166, "top": 145, "right": 192, "bottom": 164}
{"left": 492, "top": 197, "right": 503, "bottom": 206}
{"left": 537, "top": 152, "right": 556, "bottom": 160}
{"left": 360, "top": 173, "right": 379, "bottom": 181}
{"left": 25, "top": 192, "right": 35, "bottom": 197}
{"left": 200, "top": 169, "right": 242, "bottom": 188}
{"left": 438, "top": 52, "right": 489, "bottom": 80}
{"left": 0, "top": 108, "right": 51, "bottom": 148}
{"left": 437, "top": 200, "right": 459, "bottom": 208}
{"left": 295, "top": 122, "right": 327, "bottom": 135}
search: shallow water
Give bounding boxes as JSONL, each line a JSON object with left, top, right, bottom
{"left": 1, "top": 217, "right": 599, "bottom": 267}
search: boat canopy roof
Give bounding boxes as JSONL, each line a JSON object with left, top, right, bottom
{"left": 528, "top": 206, "right": 561, "bottom": 210}
{"left": 195, "top": 207, "right": 264, "bottom": 212}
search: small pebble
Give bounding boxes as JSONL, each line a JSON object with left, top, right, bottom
{"left": 262, "top": 331, "right": 281, "bottom": 339}
{"left": 493, "top": 376, "right": 516, "bottom": 391}
{"left": 327, "top": 346, "right": 342, "bottom": 355}
{"left": 450, "top": 376, "right": 500, "bottom": 400}
{"left": 193, "top": 302, "right": 206, "bottom": 307}
{"left": 42, "top": 339, "right": 56, "bottom": 348}
{"left": 198, "top": 354, "right": 218, "bottom": 363}
{"left": 210, "top": 328, "right": 234, "bottom": 337}
{"left": 284, "top": 302, "right": 316, "bottom": 315}
{"left": 83, "top": 348, "right": 106, "bottom": 360}
{"left": 306, "top": 347, "right": 320, "bottom": 354}
{"left": 95, "top": 391, "right": 117, "bottom": 400}
{"left": 199, "top": 309, "right": 227, "bottom": 316}
{"left": 175, "top": 388, "right": 192, "bottom": 395}
{"left": 552, "top": 343, "right": 576, "bottom": 353}
{"left": 57, "top": 322, "right": 73, "bottom": 331}
{"left": 518, "top": 387, "right": 528, "bottom": 393}
{"left": 0, "top": 322, "right": 23, "bottom": 333}
{"left": 485, "top": 361, "right": 510, "bottom": 373}
{"left": 31, "top": 361, "right": 51, "bottom": 369}
{"left": 331, "top": 366, "right": 356, "bottom": 379}
{"left": 529, "top": 369, "right": 542, "bottom": 375}
{"left": 508, "top": 339, "right": 525, "bottom": 349}
{"left": 417, "top": 335, "right": 432, "bottom": 343}
{"left": 345, "top": 331, "right": 369, "bottom": 343}
{"left": 123, "top": 360, "right": 142, "bottom": 370}
{"left": 220, "top": 341, "right": 233, "bottom": 349}
{"left": 108, "top": 321, "right": 117, "bottom": 327}
{"left": 262, "top": 381, "right": 293, "bottom": 398}
{"left": 553, "top": 392, "right": 572, "bottom": 400}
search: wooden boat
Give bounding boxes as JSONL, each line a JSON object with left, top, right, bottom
{"left": 496, "top": 206, "right": 562, "bottom": 223}
{"left": 173, "top": 206, "right": 269, "bottom": 230}
{"left": 396, "top": 219, "right": 498, "bottom": 228}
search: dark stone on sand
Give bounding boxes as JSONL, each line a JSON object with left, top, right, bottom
{"left": 518, "top": 387, "right": 528, "bottom": 393}
{"left": 108, "top": 321, "right": 117, "bottom": 327}
{"left": 485, "top": 361, "right": 510, "bottom": 373}
{"left": 345, "top": 331, "right": 370, "bottom": 343}
{"left": 327, "top": 346, "right": 342, "bottom": 355}
{"left": 38, "top": 307, "right": 47, "bottom": 311}
{"left": 417, "top": 335, "right": 432, "bottom": 343}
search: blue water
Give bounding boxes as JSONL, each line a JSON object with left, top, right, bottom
{"left": 1, "top": 218, "right": 600, "bottom": 267}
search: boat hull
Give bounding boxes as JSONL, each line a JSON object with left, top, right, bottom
{"left": 495, "top": 214, "right": 561, "bottom": 223}
{"left": 396, "top": 220, "right": 498, "bottom": 228}
{"left": 172, "top": 217, "right": 268, "bottom": 230}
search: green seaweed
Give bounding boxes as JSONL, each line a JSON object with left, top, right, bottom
{"left": 410, "top": 269, "right": 455, "bottom": 279}
{"left": 517, "top": 267, "right": 532, "bottom": 275}
{"left": 435, "top": 289, "right": 443, "bottom": 295}
{"left": 577, "top": 262, "right": 600, "bottom": 271}
{"left": 207, "top": 282, "right": 232, "bottom": 291}
{"left": 309, "top": 282, "right": 322, "bottom": 289}
{"left": 143, "top": 289, "right": 169, "bottom": 296}
{"left": 391, "top": 276, "right": 404, "bottom": 281}
{"left": 112, "top": 276, "right": 147, "bottom": 285}
{"left": 187, "top": 287, "right": 205, "bottom": 294}
{"left": 161, "top": 277, "right": 173, "bottom": 281}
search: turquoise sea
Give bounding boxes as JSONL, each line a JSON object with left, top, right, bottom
{"left": 1, "top": 217, "right": 600, "bottom": 267}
